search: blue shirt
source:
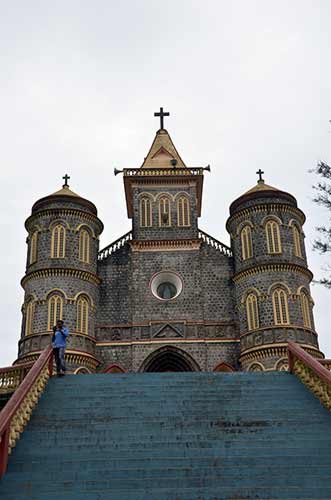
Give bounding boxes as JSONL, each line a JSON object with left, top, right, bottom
{"left": 52, "top": 327, "right": 69, "bottom": 348}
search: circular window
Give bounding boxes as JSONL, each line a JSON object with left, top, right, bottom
{"left": 151, "top": 271, "right": 183, "bottom": 301}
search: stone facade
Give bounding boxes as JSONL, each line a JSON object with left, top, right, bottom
{"left": 16, "top": 126, "right": 324, "bottom": 373}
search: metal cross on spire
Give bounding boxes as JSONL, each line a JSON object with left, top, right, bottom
{"left": 62, "top": 174, "right": 70, "bottom": 187}
{"left": 154, "top": 107, "right": 170, "bottom": 130}
{"left": 256, "top": 169, "right": 264, "bottom": 183}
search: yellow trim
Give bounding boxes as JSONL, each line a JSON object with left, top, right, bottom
{"left": 246, "top": 293, "right": 259, "bottom": 330}
{"left": 140, "top": 196, "right": 153, "bottom": 227}
{"left": 51, "top": 224, "right": 66, "bottom": 258}
{"left": 266, "top": 220, "right": 282, "bottom": 254}
{"left": 300, "top": 291, "right": 312, "bottom": 328}
{"left": 25, "top": 301, "right": 35, "bottom": 336}
{"left": 21, "top": 268, "right": 101, "bottom": 287}
{"left": 77, "top": 296, "right": 89, "bottom": 334}
{"left": 79, "top": 229, "right": 90, "bottom": 263}
{"left": 241, "top": 225, "right": 253, "bottom": 260}
{"left": 226, "top": 204, "right": 305, "bottom": 229}
{"left": 158, "top": 196, "right": 171, "bottom": 227}
{"left": 29, "top": 232, "right": 38, "bottom": 264}
{"left": 292, "top": 225, "right": 302, "bottom": 257}
{"left": 272, "top": 288, "right": 289, "bottom": 325}
{"left": 177, "top": 196, "right": 190, "bottom": 227}
{"left": 233, "top": 263, "right": 313, "bottom": 283}
{"left": 47, "top": 294, "right": 63, "bottom": 330}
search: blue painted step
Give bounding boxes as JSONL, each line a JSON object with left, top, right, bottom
{"left": 1, "top": 371, "right": 331, "bottom": 499}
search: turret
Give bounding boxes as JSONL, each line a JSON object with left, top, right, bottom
{"left": 226, "top": 173, "right": 323, "bottom": 371}
{"left": 18, "top": 177, "right": 103, "bottom": 373}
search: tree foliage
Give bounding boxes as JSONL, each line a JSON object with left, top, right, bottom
{"left": 312, "top": 161, "right": 331, "bottom": 287}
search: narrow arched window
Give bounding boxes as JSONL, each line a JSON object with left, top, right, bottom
{"left": 159, "top": 196, "right": 171, "bottom": 227}
{"left": 266, "top": 221, "right": 282, "bottom": 254}
{"left": 29, "top": 232, "right": 38, "bottom": 264}
{"left": 246, "top": 293, "right": 259, "bottom": 330}
{"left": 48, "top": 294, "right": 63, "bottom": 330}
{"left": 177, "top": 196, "right": 190, "bottom": 227}
{"left": 300, "top": 291, "right": 312, "bottom": 328}
{"left": 292, "top": 225, "right": 302, "bottom": 257}
{"left": 241, "top": 226, "right": 253, "bottom": 260}
{"left": 77, "top": 296, "right": 89, "bottom": 334}
{"left": 272, "top": 289, "right": 289, "bottom": 325}
{"left": 25, "top": 301, "right": 35, "bottom": 336}
{"left": 140, "top": 197, "right": 152, "bottom": 227}
{"left": 51, "top": 225, "right": 66, "bottom": 258}
{"left": 79, "top": 229, "right": 90, "bottom": 263}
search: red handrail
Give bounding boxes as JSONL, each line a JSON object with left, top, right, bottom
{"left": 0, "top": 361, "right": 33, "bottom": 375}
{"left": 0, "top": 346, "right": 53, "bottom": 478}
{"left": 288, "top": 341, "right": 331, "bottom": 383}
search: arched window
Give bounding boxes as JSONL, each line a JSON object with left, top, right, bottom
{"left": 177, "top": 196, "right": 190, "bottom": 227}
{"left": 292, "top": 225, "right": 302, "bottom": 257}
{"left": 25, "top": 301, "right": 35, "bottom": 336}
{"left": 77, "top": 296, "right": 89, "bottom": 334}
{"left": 241, "top": 226, "right": 253, "bottom": 260}
{"left": 48, "top": 294, "right": 63, "bottom": 330}
{"left": 300, "top": 291, "right": 312, "bottom": 328}
{"left": 246, "top": 293, "right": 259, "bottom": 330}
{"left": 140, "top": 197, "right": 152, "bottom": 227}
{"left": 158, "top": 196, "right": 171, "bottom": 227}
{"left": 29, "top": 232, "right": 38, "bottom": 264}
{"left": 79, "top": 229, "right": 90, "bottom": 263}
{"left": 272, "top": 288, "right": 289, "bottom": 325}
{"left": 266, "top": 220, "right": 282, "bottom": 254}
{"left": 51, "top": 225, "right": 66, "bottom": 258}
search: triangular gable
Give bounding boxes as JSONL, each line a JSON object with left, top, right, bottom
{"left": 153, "top": 323, "right": 183, "bottom": 338}
{"left": 141, "top": 129, "right": 186, "bottom": 168}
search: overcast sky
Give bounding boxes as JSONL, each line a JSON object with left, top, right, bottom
{"left": 1, "top": 1, "right": 331, "bottom": 366}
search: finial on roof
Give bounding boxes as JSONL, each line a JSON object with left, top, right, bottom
{"left": 62, "top": 173, "right": 70, "bottom": 188}
{"left": 154, "top": 107, "right": 170, "bottom": 130}
{"left": 256, "top": 169, "right": 265, "bottom": 184}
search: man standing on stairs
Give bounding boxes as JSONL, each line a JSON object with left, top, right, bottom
{"left": 52, "top": 320, "right": 69, "bottom": 376}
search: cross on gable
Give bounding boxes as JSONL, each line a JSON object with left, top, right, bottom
{"left": 154, "top": 107, "right": 170, "bottom": 130}
{"left": 256, "top": 169, "right": 264, "bottom": 183}
{"left": 62, "top": 174, "right": 70, "bottom": 187}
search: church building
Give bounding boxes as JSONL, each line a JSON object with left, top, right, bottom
{"left": 17, "top": 109, "right": 323, "bottom": 374}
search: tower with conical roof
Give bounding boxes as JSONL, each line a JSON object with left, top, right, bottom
{"left": 19, "top": 177, "right": 103, "bottom": 373}
{"left": 226, "top": 172, "right": 323, "bottom": 371}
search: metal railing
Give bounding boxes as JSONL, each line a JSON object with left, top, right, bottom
{"left": 288, "top": 342, "right": 331, "bottom": 410}
{"left": 98, "top": 231, "right": 132, "bottom": 261}
{"left": 198, "top": 229, "right": 232, "bottom": 257}
{"left": 123, "top": 167, "right": 204, "bottom": 177}
{"left": 0, "top": 347, "right": 53, "bottom": 478}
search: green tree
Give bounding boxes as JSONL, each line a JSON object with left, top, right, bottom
{"left": 312, "top": 161, "right": 331, "bottom": 287}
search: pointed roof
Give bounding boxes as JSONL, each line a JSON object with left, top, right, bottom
{"left": 49, "top": 185, "right": 81, "bottom": 198}
{"left": 243, "top": 180, "right": 280, "bottom": 195}
{"left": 229, "top": 179, "right": 298, "bottom": 216}
{"left": 141, "top": 129, "right": 186, "bottom": 168}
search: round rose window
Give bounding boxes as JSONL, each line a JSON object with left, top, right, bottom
{"left": 151, "top": 272, "right": 183, "bottom": 301}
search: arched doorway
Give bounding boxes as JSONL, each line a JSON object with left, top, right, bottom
{"left": 141, "top": 346, "right": 200, "bottom": 372}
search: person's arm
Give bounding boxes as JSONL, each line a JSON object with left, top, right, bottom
{"left": 61, "top": 327, "right": 69, "bottom": 337}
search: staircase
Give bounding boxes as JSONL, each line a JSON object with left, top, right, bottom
{"left": 1, "top": 371, "right": 331, "bottom": 499}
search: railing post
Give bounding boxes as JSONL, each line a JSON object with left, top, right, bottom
{"left": 288, "top": 344, "right": 294, "bottom": 373}
{"left": 48, "top": 350, "right": 53, "bottom": 377}
{"left": 0, "top": 427, "right": 9, "bottom": 478}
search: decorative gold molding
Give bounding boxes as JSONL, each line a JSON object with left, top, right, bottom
{"left": 226, "top": 203, "right": 305, "bottom": 229}
{"left": 240, "top": 343, "right": 323, "bottom": 363}
{"left": 130, "top": 239, "right": 201, "bottom": 252}
{"left": 233, "top": 263, "right": 313, "bottom": 283}
{"left": 21, "top": 268, "right": 101, "bottom": 287}
{"left": 17, "top": 349, "right": 99, "bottom": 371}
{"left": 25, "top": 208, "right": 103, "bottom": 233}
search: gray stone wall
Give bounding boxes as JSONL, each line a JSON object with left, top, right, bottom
{"left": 132, "top": 185, "right": 199, "bottom": 240}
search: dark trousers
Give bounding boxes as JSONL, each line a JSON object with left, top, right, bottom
{"left": 53, "top": 347, "right": 66, "bottom": 374}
